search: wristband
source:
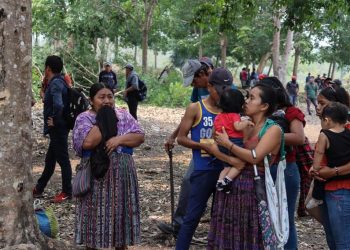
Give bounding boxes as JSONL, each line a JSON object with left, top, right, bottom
{"left": 229, "top": 143, "right": 234, "bottom": 153}
{"left": 251, "top": 149, "right": 257, "bottom": 159}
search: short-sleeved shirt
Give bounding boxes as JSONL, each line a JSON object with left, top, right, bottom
{"left": 72, "top": 108, "right": 144, "bottom": 157}
{"left": 99, "top": 70, "right": 117, "bottom": 90}
{"left": 305, "top": 83, "right": 318, "bottom": 99}
{"left": 214, "top": 113, "right": 243, "bottom": 138}
{"left": 126, "top": 71, "right": 139, "bottom": 90}
{"left": 240, "top": 71, "right": 248, "bottom": 81}
{"left": 284, "top": 106, "right": 305, "bottom": 163}
{"left": 286, "top": 81, "right": 299, "bottom": 95}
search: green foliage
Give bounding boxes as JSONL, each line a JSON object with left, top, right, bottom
{"left": 141, "top": 71, "right": 192, "bottom": 107}
{"left": 32, "top": 68, "right": 42, "bottom": 101}
{"left": 31, "top": 0, "right": 350, "bottom": 109}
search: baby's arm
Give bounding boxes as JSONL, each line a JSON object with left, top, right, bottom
{"left": 233, "top": 120, "right": 254, "bottom": 131}
{"left": 313, "top": 132, "right": 329, "bottom": 171}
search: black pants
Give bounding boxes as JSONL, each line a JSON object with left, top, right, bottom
{"left": 127, "top": 92, "right": 139, "bottom": 120}
{"left": 36, "top": 128, "right": 72, "bottom": 195}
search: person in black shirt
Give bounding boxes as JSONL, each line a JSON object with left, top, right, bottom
{"left": 311, "top": 102, "right": 350, "bottom": 202}
{"left": 98, "top": 62, "right": 118, "bottom": 92}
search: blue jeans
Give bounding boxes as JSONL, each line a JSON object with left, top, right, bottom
{"left": 36, "top": 128, "right": 72, "bottom": 195}
{"left": 270, "top": 161, "right": 300, "bottom": 250}
{"left": 322, "top": 189, "right": 350, "bottom": 250}
{"left": 173, "top": 159, "right": 194, "bottom": 227}
{"left": 289, "top": 95, "right": 297, "bottom": 106}
{"left": 175, "top": 170, "right": 220, "bottom": 250}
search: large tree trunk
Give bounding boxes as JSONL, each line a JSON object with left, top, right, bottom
{"left": 220, "top": 33, "right": 228, "bottom": 67}
{"left": 292, "top": 46, "right": 300, "bottom": 77}
{"left": 198, "top": 27, "right": 203, "bottom": 58}
{"left": 331, "top": 62, "right": 336, "bottom": 79}
{"left": 141, "top": 0, "right": 157, "bottom": 74}
{"left": 328, "top": 62, "right": 332, "bottom": 77}
{"left": 134, "top": 45, "right": 137, "bottom": 63}
{"left": 279, "top": 29, "right": 294, "bottom": 85}
{"left": 141, "top": 28, "right": 148, "bottom": 73}
{"left": 0, "top": 2, "right": 73, "bottom": 249}
{"left": 257, "top": 52, "right": 271, "bottom": 74}
{"left": 272, "top": 13, "right": 281, "bottom": 78}
{"left": 267, "top": 60, "right": 273, "bottom": 76}
{"left": 154, "top": 50, "right": 158, "bottom": 69}
{"left": 114, "top": 36, "right": 119, "bottom": 58}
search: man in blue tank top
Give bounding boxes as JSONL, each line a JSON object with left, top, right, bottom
{"left": 175, "top": 68, "right": 234, "bottom": 250}
{"left": 158, "top": 59, "right": 213, "bottom": 236}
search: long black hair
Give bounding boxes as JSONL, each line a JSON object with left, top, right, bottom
{"left": 319, "top": 85, "right": 350, "bottom": 107}
{"left": 259, "top": 77, "right": 292, "bottom": 109}
{"left": 219, "top": 89, "right": 244, "bottom": 113}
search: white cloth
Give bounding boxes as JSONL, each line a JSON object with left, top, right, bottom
{"left": 264, "top": 156, "right": 289, "bottom": 249}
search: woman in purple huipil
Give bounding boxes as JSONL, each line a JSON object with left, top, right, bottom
{"left": 73, "top": 83, "right": 144, "bottom": 250}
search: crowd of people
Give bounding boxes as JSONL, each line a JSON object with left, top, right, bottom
{"left": 32, "top": 55, "right": 350, "bottom": 250}
{"left": 285, "top": 73, "right": 344, "bottom": 116}
{"left": 159, "top": 60, "right": 350, "bottom": 250}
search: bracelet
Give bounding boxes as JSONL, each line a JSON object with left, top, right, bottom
{"left": 335, "top": 167, "right": 339, "bottom": 176}
{"left": 251, "top": 149, "right": 257, "bottom": 159}
{"left": 229, "top": 143, "right": 234, "bottom": 153}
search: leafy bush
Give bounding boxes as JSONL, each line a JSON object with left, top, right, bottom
{"left": 32, "top": 57, "right": 192, "bottom": 108}
{"left": 140, "top": 70, "right": 192, "bottom": 107}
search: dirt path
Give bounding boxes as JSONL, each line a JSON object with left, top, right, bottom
{"left": 32, "top": 103, "right": 327, "bottom": 249}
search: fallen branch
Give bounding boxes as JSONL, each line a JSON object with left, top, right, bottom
{"left": 63, "top": 51, "right": 98, "bottom": 79}
{"left": 32, "top": 63, "right": 43, "bottom": 79}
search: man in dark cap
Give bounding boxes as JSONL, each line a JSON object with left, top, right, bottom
{"left": 330, "top": 79, "right": 342, "bottom": 87}
{"left": 175, "top": 67, "right": 237, "bottom": 249}
{"left": 98, "top": 61, "right": 118, "bottom": 92}
{"left": 124, "top": 63, "right": 139, "bottom": 119}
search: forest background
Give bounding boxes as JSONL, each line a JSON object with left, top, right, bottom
{"left": 32, "top": 0, "right": 350, "bottom": 108}
{"left": 3, "top": 1, "right": 350, "bottom": 249}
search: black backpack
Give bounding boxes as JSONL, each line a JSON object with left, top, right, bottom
{"left": 137, "top": 78, "right": 147, "bottom": 101}
{"left": 65, "top": 87, "right": 90, "bottom": 130}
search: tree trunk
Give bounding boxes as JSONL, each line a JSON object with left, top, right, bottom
{"left": 134, "top": 45, "right": 137, "bottom": 63}
{"left": 154, "top": 50, "right": 158, "bottom": 69}
{"left": 272, "top": 13, "right": 281, "bottom": 78}
{"left": 292, "top": 46, "right": 300, "bottom": 77}
{"left": 328, "top": 62, "right": 332, "bottom": 77}
{"left": 257, "top": 52, "right": 271, "bottom": 74}
{"left": 0, "top": 2, "right": 74, "bottom": 249}
{"left": 220, "top": 32, "right": 228, "bottom": 67}
{"left": 141, "top": 28, "right": 148, "bottom": 73}
{"left": 199, "top": 27, "right": 203, "bottom": 58}
{"left": 279, "top": 29, "right": 294, "bottom": 85}
{"left": 267, "top": 60, "right": 273, "bottom": 76}
{"left": 142, "top": 0, "right": 157, "bottom": 74}
{"left": 114, "top": 36, "right": 119, "bottom": 58}
{"left": 67, "top": 35, "right": 74, "bottom": 51}
{"left": 331, "top": 62, "right": 336, "bottom": 79}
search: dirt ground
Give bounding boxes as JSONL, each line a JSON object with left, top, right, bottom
{"left": 31, "top": 102, "right": 327, "bottom": 250}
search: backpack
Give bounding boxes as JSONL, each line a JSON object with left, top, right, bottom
{"left": 65, "top": 87, "right": 90, "bottom": 130}
{"left": 137, "top": 78, "right": 147, "bottom": 101}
